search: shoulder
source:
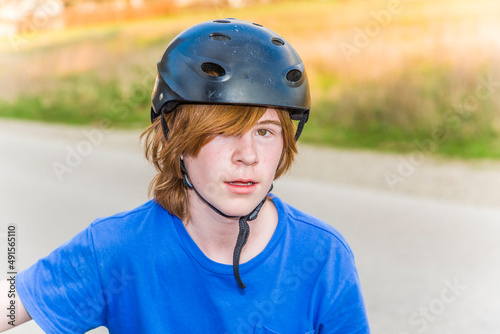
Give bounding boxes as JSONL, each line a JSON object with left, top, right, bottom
{"left": 90, "top": 199, "right": 168, "bottom": 230}
{"left": 87, "top": 200, "right": 174, "bottom": 249}
{"left": 271, "top": 197, "right": 368, "bottom": 325}
{"left": 91, "top": 199, "right": 160, "bottom": 223}
{"left": 272, "top": 195, "right": 354, "bottom": 257}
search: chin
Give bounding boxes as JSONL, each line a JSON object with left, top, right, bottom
{"left": 220, "top": 197, "right": 265, "bottom": 218}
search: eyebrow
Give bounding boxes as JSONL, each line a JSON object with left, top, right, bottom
{"left": 256, "top": 120, "right": 282, "bottom": 127}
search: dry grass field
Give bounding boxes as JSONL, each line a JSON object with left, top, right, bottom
{"left": 1, "top": 0, "right": 499, "bottom": 157}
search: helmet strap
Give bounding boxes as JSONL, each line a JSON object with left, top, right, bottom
{"left": 294, "top": 111, "right": 309, "bottom": 141}
{"left": 160, "top": 108, "right": 170, "bottom": 141}
{"left": 180, "top": 159, "right": 272, "bottom": 289}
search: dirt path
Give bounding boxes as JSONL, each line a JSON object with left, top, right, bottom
{"left": 290, "top": 144, "right": 500, "bottom": 209}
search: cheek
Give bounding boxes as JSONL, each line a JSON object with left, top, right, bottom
{"left": 196, "top": 149, "right": 231, "bottom": 181}
{"left": 274, "top": 142, "right": 285, "bottom": 163}
{"left": 264, "top": 146, "right": 284, "bottom": 171}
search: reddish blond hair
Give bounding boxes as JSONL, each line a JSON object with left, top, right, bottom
{"left": 141, "top": 104, "right": 297, "bottom": 220}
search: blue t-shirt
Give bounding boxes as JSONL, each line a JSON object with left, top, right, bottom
{"left": 17, "top": 196, "right": 369, "bottom": 333}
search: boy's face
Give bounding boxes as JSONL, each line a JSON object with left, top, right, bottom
{"left": 183, "top": 108, "right": 283, "bottom": 217}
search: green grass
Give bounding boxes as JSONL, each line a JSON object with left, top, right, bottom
{"left": 0, "top": 73, "right": 153, "bottom": 128}
{"left": 303, "top": 60, "right": 500, "bottom": 158}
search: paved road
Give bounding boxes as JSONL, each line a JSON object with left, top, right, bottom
{"left": 1, "top": 119, "right": 499, "bottom": 333}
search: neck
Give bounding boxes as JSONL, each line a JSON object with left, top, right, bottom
{"left": 184, "top": 195, "right": 278, "bottom": 265}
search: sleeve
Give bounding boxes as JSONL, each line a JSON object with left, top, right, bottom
{"left": 319, "top": 269, "right": 370, "bottom": 334}
{"left": 16, "top": 226, "right": 107, "bottom": 333}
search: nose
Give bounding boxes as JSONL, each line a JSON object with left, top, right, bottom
{"left": 232, "top": 132, "right": 258, "bottom": 166}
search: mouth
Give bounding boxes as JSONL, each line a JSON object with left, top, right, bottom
{"left": 227, "top": 181, "right": 256, "bottom": 186}
{"left": 225, "top": 180, "right": 258, "bottom": 194}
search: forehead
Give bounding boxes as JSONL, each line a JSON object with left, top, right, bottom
{"left": 257, "top": 108, "right": 281, "bottom": 123}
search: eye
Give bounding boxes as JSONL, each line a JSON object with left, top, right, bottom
{"left": 256, "top": 129, "right": 270, "bottom": 136}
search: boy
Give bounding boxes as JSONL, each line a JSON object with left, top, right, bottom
{"left": 1, "top": 18, "right": 369, "bottom": 333}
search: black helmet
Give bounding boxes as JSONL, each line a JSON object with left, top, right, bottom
{"left": 150, "top": 19, "right": 311, "bottom": 289}
{"left": 150, "top": 18, "right": 310, "bottom": 140}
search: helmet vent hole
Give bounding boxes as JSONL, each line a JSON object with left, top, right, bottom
{"left": 210, "top": 33, "right": 231, "bottom": 42}
{"left": 252, "top": 22, "right": 263, "bottom": 27}
{"left": 286, "top": 69, "right": 303, "bottom": 83}
{"left": 201, "top": 62, "right": 226, "bottom": 77}
{"left": 271, "top": 37, "right": 285, "bottom": 46}
{"left": 213, "top": 19, "right": 231, "bottom": 24}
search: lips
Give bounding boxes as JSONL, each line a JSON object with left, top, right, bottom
{"left": 228, "top": 181, "right": 255, "bottom": 186}
{"left": 225, "top": 179, "right": 258, "bottom": 194}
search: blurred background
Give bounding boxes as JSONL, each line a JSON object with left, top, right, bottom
{"left": 1, "top": 0, "right": 500, "bottom": 333}
{"left": 1, "top": 0, "right": 499, "bottom": 158}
